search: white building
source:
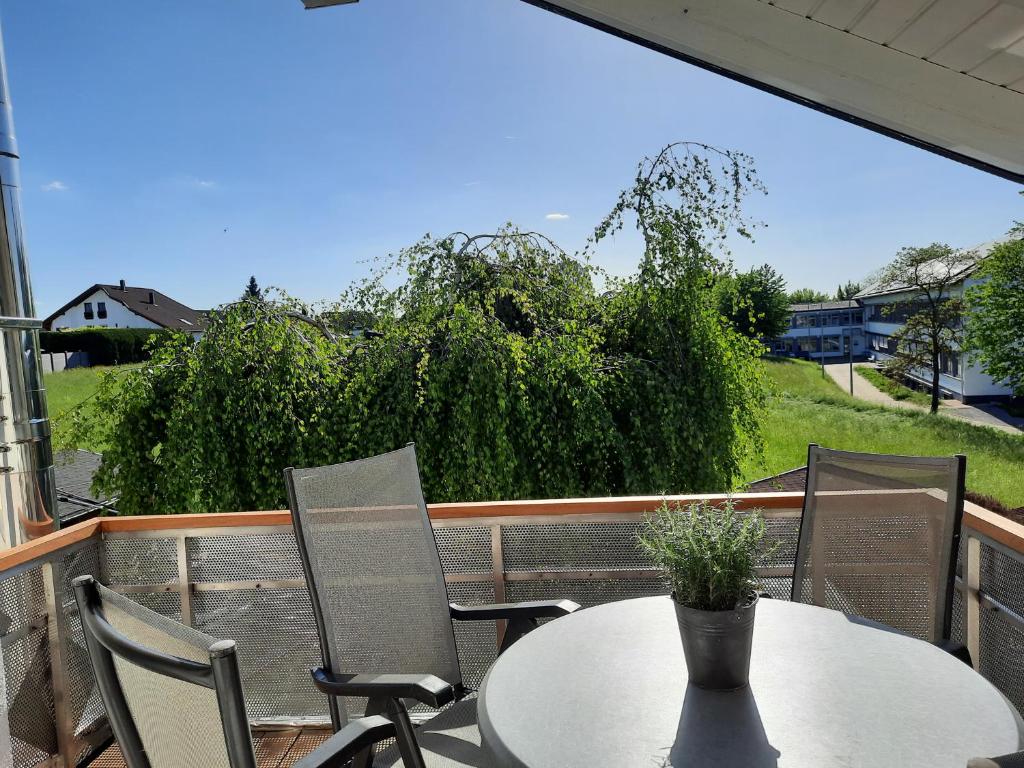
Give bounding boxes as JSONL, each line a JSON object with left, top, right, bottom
{"left": 770, "top": 300, "right": 866, "bottom": 362}
{"left": 857, "top": 241, "right": 1013, "bottom": 404}
{"left": 42, "top": 280, "right": 207, "bottom": 338}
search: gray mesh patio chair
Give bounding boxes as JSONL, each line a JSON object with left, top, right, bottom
{"left": 792, "top": 444, "right": 969, "bottom": 662}
{"left": 72, "top": 574, "right": 398, "bottom": 768}
{"left": 284, "top": 445, "right": 580, "bottom": 768}
{"left": 969, "top": 755, "right": 1024, "bottom": 767}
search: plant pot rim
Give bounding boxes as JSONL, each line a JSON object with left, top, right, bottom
{"left": 671, "top": 592, "right": 759, "bottom": 614}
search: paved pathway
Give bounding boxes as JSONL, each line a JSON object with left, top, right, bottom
{"left": 823, "top": 363, "right": 1022, "bottom": 436}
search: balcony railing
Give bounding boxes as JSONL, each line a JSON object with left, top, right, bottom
{"left": 1, "top": 491, "right": 1022, "bottom": 767}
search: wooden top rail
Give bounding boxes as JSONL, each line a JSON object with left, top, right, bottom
{"left": 963, "top": 500, "right": 1024, "bottom": 554}
{"left": 1, "top": 492, "right": 1021, "bottom": 574}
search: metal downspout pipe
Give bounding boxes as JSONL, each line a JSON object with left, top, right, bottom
{"left": 0, "top": 21, "right": 57, "bottom": 547}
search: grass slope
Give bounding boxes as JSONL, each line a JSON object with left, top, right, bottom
{"left": 857, "top": 366, "right": 932, "bottom": 408}
{"left": 45, "top": 365, "right": 127, "bottom": 453}
{"left": 742, "top": 358, "right": 1024, "bottom": 508}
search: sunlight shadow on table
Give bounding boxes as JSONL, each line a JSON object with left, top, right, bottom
{"left": 667, "top": 683, "right": 781, "bottom": 767}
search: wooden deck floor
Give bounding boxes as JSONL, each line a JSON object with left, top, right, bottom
{"left": 87, "top": 727, "right": 332, "bottom": 767}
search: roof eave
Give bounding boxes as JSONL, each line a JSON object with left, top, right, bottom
{"left": 520, "top": 0, "right": 1024, "bottom": 184}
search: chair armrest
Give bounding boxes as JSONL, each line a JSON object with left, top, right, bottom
{"left": 450, "top": 599, "right": 580, "bottom": 621}
{"left": 311, "top": 668, "right": 457, "bottom": 708}
{"left": 932, "top": 638, "right": 973, "bottom": 667}
{"left": 968, "top": 757, "right": 1023, "bottom": 768}
{"left": 293, "top": 716, "right": 396, "bottom": 768}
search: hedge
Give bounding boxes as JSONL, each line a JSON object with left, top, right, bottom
{"left": 40, "top": 328, "right": 177, "bottom": 365}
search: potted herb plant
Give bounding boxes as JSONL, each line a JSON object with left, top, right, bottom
{"left": 638, "top": 498, "right": 767, "bottom": 690}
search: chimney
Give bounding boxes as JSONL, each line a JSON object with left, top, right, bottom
{"left": 0, "top": 22, "right": 58, "bottom": 544}
{"left": 119, "top": 279, "right": 126, "bottom": 291}
{"left": 148, "top": 291, "right": 156, "bottom": 305}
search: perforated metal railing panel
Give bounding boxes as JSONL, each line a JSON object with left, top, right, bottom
{"left": 192, "top": 587, "right": 326, "bottom": 721}
{"left": 102, "top": 538, "right": 177, "bottom": 585}
{"left": 976, "top": 540, "right": 1024, "bottom": 713}
{"left": 7, "top": 504, "right": 1024, "bottom": 768}
{"left": 59, "top": 542, "right": 108, "bottom": 762}
{"left": 1, "top": 566, "right": 56, "bottom": 767}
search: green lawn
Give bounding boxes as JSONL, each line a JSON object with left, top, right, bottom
{"left": 742, "top": 357, "right": 1024, "bottom": 508}
{"left": 856, "top": 365, "right": 932, "bottom": 408}
{"left": 45, "top": 365, "right": 131, "bottom": 453}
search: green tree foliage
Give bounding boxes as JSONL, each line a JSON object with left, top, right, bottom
{"left": 717, "top": 264, "right": 791, "bottom": 340}
{"left": 787, "top": 288, "right": 830, "bottom": 304}
{"left": 67, "top": 143, "right": 769, "bottom": 514}
{"left": 965, "top": 235, "right": 1024, "bottom": 397}
{"left": 835, "top": 281, "right": 862, "bottom": 300}
{"left": 873, "top": 243, "right": 970, "bottom": 414}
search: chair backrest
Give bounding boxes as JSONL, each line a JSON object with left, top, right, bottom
{"left": 284, "top": 445, "right": 462, "bottom": 725}
{"left": 791, "top": 445, "right": 966, "bottom": 642}
{"left": 72, "top": 575, "right": 256, "bottom": 768}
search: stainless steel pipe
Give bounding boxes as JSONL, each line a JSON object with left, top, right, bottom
{"left": 0, "top": 21, "right": 57, "bottom": 548}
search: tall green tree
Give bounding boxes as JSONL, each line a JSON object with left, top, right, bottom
{"left": 65, "top": 144, "right": 769, "bottom": 514}
{"left": 717, "top": 264, "right": 791, "bottom": 340}
{"left": 243, "top": 275, "right": 262, "bottom": 300}
{"left": 873, "top": 243, "right": 971, "bottom": 414}
{"left": 788, "top": 288, "right": 830, "bottom": 304}
{"left": 835, "top": 281, "right": 862, "bottom": 300}
{"left": 965, "top": 234, "right": 1024, "bottom": 397}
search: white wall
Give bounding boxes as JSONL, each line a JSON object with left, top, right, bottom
{"left": 860, "top": 286, "right": 1014, "bottom": 400}
{"left": 777, "top": 316, "right": 865, "bottom": 359}
{"left": 48, "top": 289, "right": 160, "bottom": 331}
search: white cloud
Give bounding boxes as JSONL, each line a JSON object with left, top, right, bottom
{"left": 545, "top": 213, "right": 570, "bottom": 221}
{"left": 191, "top": 178, "right": 217, "bottom": 189}
{"left": 42, "top": 180, "right": 68, "bottom": 192}
{"left": 503, "top": 135, "right": 517, "bottom": 141}
{"left": 464, "top": 181, "right": 481, "bottom": 187}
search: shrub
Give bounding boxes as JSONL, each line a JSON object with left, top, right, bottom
{"left": 41, "top": 328, "right": 177, "bottom": 365}
{"left": 637, "top": 498, "right": 766, "bottom": 611}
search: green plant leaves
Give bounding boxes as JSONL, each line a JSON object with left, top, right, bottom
{"left": 638, "top": 499, "right": 769, "bottom": 612}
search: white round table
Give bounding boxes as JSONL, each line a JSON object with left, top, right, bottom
{"left": 478, "top": 597, "right": 1023, "bottom": 767}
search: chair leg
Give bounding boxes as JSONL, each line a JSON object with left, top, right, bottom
{"left": 352, "top": 698, "right": 388, "bottom": 768}
{"left": 385, "top": 698, "right": 428, "bottom": 768}
{"left": 500, "top": 617, "right": 539, "bottom": 654}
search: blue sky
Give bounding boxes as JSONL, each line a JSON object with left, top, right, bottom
{"left": 5, "top": 0, "right": 1021, "bottom": 316}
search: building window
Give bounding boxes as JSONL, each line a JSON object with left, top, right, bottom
{"left": 797, "top": 337, "right": 819, "bottom": 353}
{"left": 83, "top": 302, "right": 94, "bottom": 320}
{"left": 939, "top": 352, "right": 961, "bottom": 378}
{"left": 823, "top": 336, "right": 842, "bottom": 353}
{"left": 97, "top": 301, "right": 107, "bottom": 319}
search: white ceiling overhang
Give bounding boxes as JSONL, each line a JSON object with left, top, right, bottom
{"left": 521, "top": 0, "right": 1024, "bottom": 183}
{"left": 304, "top": 0, "right": 1024, "bottom": 182}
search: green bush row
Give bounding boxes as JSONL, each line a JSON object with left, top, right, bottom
{"left": 40, "top": 328, "right": 177, "bottom": 366}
